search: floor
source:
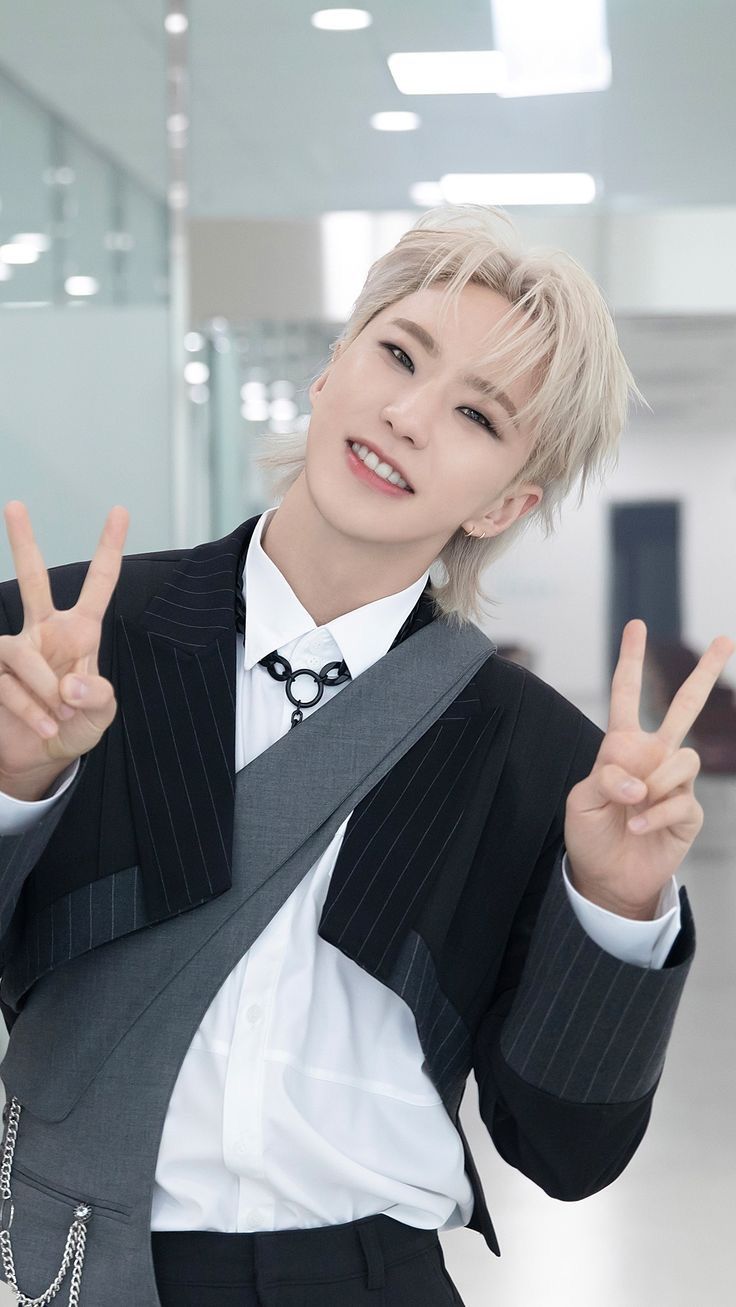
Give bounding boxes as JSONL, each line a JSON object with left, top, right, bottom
{"left": 1, "top": 770, "right": 733, "bottom": 1306}
{"left": 444, "top": 767, "right": 736, "bottom": 1306}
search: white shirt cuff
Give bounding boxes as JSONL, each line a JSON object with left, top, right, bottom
{"left": 562, "top": 850, "right": 682, "bottom": 970}
{"left": 0, "top": 757, "right": 81, "bottom": 835}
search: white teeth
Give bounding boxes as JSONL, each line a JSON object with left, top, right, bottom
{"left": 349, "top": 442, "right": 411, "bottom": 490}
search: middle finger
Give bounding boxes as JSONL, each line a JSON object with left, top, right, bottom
{"left": 657, "top": 637, "right": 736, "bottom": 751}
{"left": 0, "top": 635, "right": 76, "bottom": 721}
{"left": 641, "top": 747, "right": 701, "bottom": 804}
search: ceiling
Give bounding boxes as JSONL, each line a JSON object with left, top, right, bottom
{"left": 0, "top": 0, "right": 734, "bottom": 217}
{"left": 1, "top": 0, "right": 734, "bottom": 436}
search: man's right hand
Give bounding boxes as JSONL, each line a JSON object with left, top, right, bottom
{"left": 0, "top": 500, "right": 130, "bottom": 789}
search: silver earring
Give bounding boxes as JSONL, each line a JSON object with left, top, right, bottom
{"left": 462, "top": 524, "right": 486, "bottom": 539}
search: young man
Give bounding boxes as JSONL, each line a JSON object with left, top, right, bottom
{"left": 0, "top": 205, "right": 732, "bottom": 1306}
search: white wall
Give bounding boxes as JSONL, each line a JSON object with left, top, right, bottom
{"left": 485, "top": 420, "right": 736, "bottom": 727}
{"left": 189, "top": 206, "right": 736, "bottom": 323}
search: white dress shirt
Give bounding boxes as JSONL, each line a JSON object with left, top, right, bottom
{"left": 0, "top": 507, "right": 682, "bottom": 1233}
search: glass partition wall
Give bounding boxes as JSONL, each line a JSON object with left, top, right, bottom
{"left": 0, "top": 69, "right": 167, "bottom": 309}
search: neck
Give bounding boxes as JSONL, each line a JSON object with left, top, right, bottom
{"left": 260, "top": 473, "right": 435, "bottom": 626}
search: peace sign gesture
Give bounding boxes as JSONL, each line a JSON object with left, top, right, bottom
{"left": 563, "top": 619, "right": 736, "bottom": 920}
{"left": 0, "top": 500, "right": 129, "bottom": 794}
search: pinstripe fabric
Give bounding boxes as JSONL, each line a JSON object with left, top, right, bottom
{"left": 0, "top": 511, "right": 697, "bottom": 1280}
{"left": 0, "top": 646, "right": 504, "bottom": 1302}
{"left": 318, "top": 693, "right": 502, "bottom": 977}
{"left": 387, "top": 926, "right": 472, "bottom": 1105}
{"left": 0, "top": 566, "right": 499, "bottom": 1120}
{"left": 114, "top": 530, "right": 445, "bottom": 928}
{"left": 499, "top": 848, "right": 694, "bottom": 1102}
{"left": 0, "top": 774, "right": 83, "bottom": 971}
{"left": 15, "top": 862, "right": 146, "bottom": 995}
{"left": 0, "top": 516, "right": 502, "bottom": 1012}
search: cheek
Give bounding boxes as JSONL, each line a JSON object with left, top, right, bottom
{"left": 437, "top": 447, "right": 492, "bottom": 497}
{"left": 312, "top": 363, "right": 375, "bottom": 434}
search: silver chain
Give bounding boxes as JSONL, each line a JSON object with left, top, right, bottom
{"left": 0, "top": 1097, "right": 90, "bottom": 1306}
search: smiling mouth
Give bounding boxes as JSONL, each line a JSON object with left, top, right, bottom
{"left": 344, "top": 439, "right": 415, "bottom": 492}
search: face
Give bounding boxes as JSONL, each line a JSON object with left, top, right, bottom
{"left": 304, "top": 281, "right": 544, "bottom": 564}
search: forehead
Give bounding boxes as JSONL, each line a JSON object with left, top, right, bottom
{"left": 381, "top": 282, "right": 517, "bottom": 342}
{"left": 374, "top": 283, "right": 533, "bottom": 433}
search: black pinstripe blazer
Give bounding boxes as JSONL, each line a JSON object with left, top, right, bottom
{"left": 0, "top": 512, "right": 695, "bottom": 1257}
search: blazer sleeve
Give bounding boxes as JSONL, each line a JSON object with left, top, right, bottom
{"left": 0, "top": 758, "right": 89, "bottom": 972}
{"left": 0, "top": 584, "right": 90, "bottom": 970}
{"left": 471, "top": 740, "right": 695, "bottom": 1202}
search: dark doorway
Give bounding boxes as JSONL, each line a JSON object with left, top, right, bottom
{"left": 609, "top": 501, "right": 682, "bottom": 683}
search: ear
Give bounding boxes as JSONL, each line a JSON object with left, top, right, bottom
{"left": 477, "top": 485, "right": 544, "bottom": 536}
{"left": 308, "top": 341, "right": 345, "bottom": 405}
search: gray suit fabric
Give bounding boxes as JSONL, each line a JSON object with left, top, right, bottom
{"left": 0, "top": 613, "right": 491, "bottom": 1305}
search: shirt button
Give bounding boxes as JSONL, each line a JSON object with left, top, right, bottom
{"left": 246, "top": 1004, "right": 262, "bottom": 1024}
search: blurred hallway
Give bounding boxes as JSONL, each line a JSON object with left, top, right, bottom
{"left": 443, "top": 747, "right": 736, "bottom": 1304}
{"left": 2, "top": 3, "right": 735, "bottom": 1303}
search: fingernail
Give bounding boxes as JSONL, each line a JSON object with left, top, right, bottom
{"left": 69, "top": 677, "right": 87, "bottom": 698}
{"left": 58, "top": 704, "right": 75, "bottom": 720}
{"left": 621, "top": 779, "right": 645, "bottom": 797}
{"left": 629, "top": 815, "right": 648, "bottom": 831}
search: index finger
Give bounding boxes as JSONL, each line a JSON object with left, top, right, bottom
{"left": 3, "top": 500, "right": 56, "bottom": 627}
{"left": 75, "top": 506, "right": 130, "bottom": 622}
{"left": 607, "top": 618, "right": 647, "bottom": 735}
{"left": 657, "top": 635, "right": 736, "bottom": 750}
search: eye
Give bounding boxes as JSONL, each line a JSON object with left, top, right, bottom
{"left": 457, "top": 406, "right": 499, "bottom": 437}
{"left": 382, "top": 342, "right": 413, "bottom": 370}
{"left": 379, "top": 342, "right": 501, "bottom": 441}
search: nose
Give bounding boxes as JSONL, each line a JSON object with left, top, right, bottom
{"left": 380, "top": 396, "right": 431, "bottom": 449}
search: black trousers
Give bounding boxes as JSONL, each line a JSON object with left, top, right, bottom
{"left": 151, "top": 1212, "right": 466, "bottom": 1306}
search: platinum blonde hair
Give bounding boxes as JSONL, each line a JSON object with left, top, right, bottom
{"left": 254, "top": 204, "right": 648, "bottom": 629}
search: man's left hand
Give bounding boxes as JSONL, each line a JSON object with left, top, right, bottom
{"left": 564, "top": 619, "right": 735, "bottom": 920}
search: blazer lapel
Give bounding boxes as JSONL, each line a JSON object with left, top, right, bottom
{"left": 115, "top": 513, "right": 498, "bottom": 949}
{"left": 115, "top": 517, "right": 254, "bottom": 920}
{"left": 1, "top": 518, "right": 502, "bottom": 1123}
{"left": 318, "top": 683, "right": 504, "bottom": 977}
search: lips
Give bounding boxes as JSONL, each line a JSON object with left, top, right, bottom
{"left": 345, "top": 439, "right": 414, "bottom": 491}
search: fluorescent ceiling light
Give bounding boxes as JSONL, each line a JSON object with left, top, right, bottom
{"left": 311, "top": 8, "right": 372, "bottom": 30}
{"left": 441, "top": 173, "right": 597, "bottom": 205}
{"left": 0, "top": 243, "right": 39, "bottom": 264}
{"left": 491, "top": 0, "right": 611, "bottom": 96}
{"left": 65, "top": 275, "right": 99, "bottom": 296}
{"left": 410, "top": 182, "right": 445, "bottom": 207}
{"left": 388, "top": 51, "right": 505, "bottom": 94}
{"left": 184, "top": 362, "right": 210, "bottom": 385}
{"left": 370, "top": 111, "right": 421, "bottom": 131}
{"left": 164, "top": 13, "right": 188, "bottom": 35}
{"left": 11, "top": 232, "right": 51, "bottom": 252}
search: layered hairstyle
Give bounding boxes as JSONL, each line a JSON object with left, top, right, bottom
{"left": 254, "top": 204, "right": 648, "bottom": 628}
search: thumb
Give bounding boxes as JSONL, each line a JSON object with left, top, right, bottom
{"left": 568, "top": 764, "right": 648, "bottom": 814}
{"left": 59, "top": 672, "right": 115, "bottom": 715}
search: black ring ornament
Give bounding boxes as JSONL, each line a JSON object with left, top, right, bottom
{"left": 258, "top": 652, "right": 352, "bottom": 727}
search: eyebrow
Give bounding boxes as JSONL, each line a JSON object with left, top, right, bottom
{"left": 387, "top": 317, "right": 519, "bottom": 428}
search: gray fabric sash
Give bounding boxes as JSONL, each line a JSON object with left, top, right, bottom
{"left": 0, "top": 611, "right": 494, "bottom": 1306}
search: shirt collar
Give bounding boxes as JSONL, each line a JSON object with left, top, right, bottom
{"left": 243, "top": 507, "right": 431, "bottom": 679}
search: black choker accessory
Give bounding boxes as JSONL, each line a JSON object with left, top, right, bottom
{"left": 233, "top": 521, "right": 438, "bottom": 729}
{"left": 258, "top": 652, "right": 352, "bottom": 728}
